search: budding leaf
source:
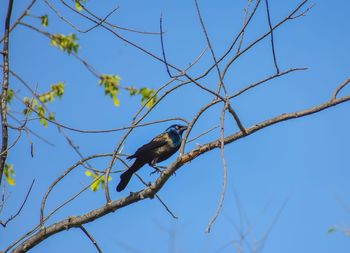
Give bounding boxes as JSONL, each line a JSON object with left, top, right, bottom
{"left": 4, "top": 164, "right": 15, "bottom": 186}
{"left": 41, "top": 15, "right": 49, "bottom": 27}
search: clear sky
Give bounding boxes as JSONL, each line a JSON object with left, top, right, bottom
{"left": 1, "top": 0, "right": 350, "bottom": 252}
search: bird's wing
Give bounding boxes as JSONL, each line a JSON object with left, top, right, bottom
{"left": 128, "top": 133, "right": 169, "bottom": 159}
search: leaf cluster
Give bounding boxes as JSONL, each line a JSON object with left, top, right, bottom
{"left": 23, "top": 82, "right": 65, "bottom": 127}
{"left": 99, "top": 74, "right": 121, "bottom": 106}
{"left": 51, "top": 33, "right": 79, "bottom": 54}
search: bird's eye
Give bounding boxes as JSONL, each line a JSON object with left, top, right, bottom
{"left": 176, "top": 126, "right": 179, "bottom": 129}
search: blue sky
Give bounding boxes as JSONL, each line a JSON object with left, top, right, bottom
{"left": 1, "top": 0, "right": 350, "bottom": 252}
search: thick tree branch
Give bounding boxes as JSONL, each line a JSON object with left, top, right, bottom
{"left": 0, "top": 0, "right": 14, "bottom": 187}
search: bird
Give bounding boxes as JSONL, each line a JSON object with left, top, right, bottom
{"left": 116, "top": 124, "right": 188, "bottom": 192}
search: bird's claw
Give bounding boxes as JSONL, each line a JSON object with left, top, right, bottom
{"left": 150, "top": 169, "right": 162, "bottom": 175}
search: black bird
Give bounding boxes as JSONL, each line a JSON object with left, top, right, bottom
{"left": 116, "top": 124, "right": 188, "bottom": 192}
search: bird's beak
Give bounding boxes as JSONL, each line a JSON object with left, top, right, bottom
{"left": 181, "top": 125, "right": 188, "bottom": 131}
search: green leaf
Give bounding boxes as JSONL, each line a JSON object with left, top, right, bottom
{"left": 41, "top": 15, "right": 49, "bottom": 27}
{"left": 75, "top": 1, "right": 83, "bottom": 11}
{"left": 37, "top": 105, "right": 48, "bottom": 127}
{"left": 85, "top": 170, "right": 112, "bottom": 192}
{"left": 129, "top": 86, "right": 137, "bottom": 96}
{"left": 91, "top": 178, "right": 101, "bottom": 191}
{"left": 113, "top": 95, "right": 120, "bottom": 107}
{"left": 23, "top": 97, "right": 37, "bottom": 115}
{"left": 85, "top": 170, "right": 93, "bottom": 177}
{"left": 7, "top": 89, "right": 14, "bottom": 103}
{"left": 75, "top": 0, "right": 88, "bottom": 11}
{"left": 4, "top": 164, "right": 15, "bottom": 186}
{"left": 139, "top": 87, "right": 157, "bottom": 108}
{"left": 48, "top": 113, "right": 55, "bottom": 121}
{"left": 52, "top": 82, "right": 65, "bottom": 98}
{"left": 38, "top": 82, "right": 65, "bottom": 103}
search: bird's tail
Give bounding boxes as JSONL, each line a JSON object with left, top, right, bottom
{"left": 116, "top": 159, "right": 145, "bottom": 192}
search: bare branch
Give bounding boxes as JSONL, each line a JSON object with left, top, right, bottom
{"left": 265, "top": 0, "right": 280, "bottom": 73}
{"left": 206, "top": 100, "right": 228, "bottom": 233}
{"left": 134, "top": 173, "right": 178, "bottom": 219}
{"left": 186, "top": 125, "right": 219, "bottom": 144}
{"left": 159, "top": 14, "right": 174, "bottom": 78}
{"left": 194, "top": 0, "right": 226, "bottom": 95}
{"left": 221, "top": 0, "right": 308, "bottom": 80}
{"left": 79, "top": 226, "right": 103, "bottom": 253}
{"left": 332, "top": 77, "right": 350, "bottom": 100}
{"left": 180, "top": 67, "right": 307, "bottom": 155}
{"left": 237, "top": 0, "right": 254, "bottom": 54}
{"left": 0, "top": 179, "right": 35, "bottom": 228}
{"left": 81, "top": 3, "right": 161, "bottom": 35}
{"left": 290, "top": 3, "right": 315, "bottom": 19}
{"left": 0, "top": 0, "right": 37, "bottom": 44}
{"left": 231, "top": 68, "right": 307, "bottom": 99}
{"left": 44, "top": 0, "right": 118, "bottom": 34}
{"left": 227, "top": 105, "right": 246, "bottom": 134}
{"left": 40, "top": 153, "right": 113, "bottom": 225}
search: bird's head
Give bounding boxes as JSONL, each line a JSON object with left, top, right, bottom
{"left": 166, "top": 124, "right": 188, "bottom": 135}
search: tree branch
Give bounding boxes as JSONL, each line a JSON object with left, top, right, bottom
{"left": 0, "top": 0, "right": 14, "bottom": 187}
{"left": 79, "top": 226, "right": 103, "bottom": 253}
{"left": 10, "top": 90, "right": 350, "bottom": 253}
{"left": 265, "top": 0, "right": 280, "bottom": 73}
{"left": 206, "top": 100, "right": 228, "bottom": 233}
{"left": 0, "top": 179, "right": 35, "bottom": 228}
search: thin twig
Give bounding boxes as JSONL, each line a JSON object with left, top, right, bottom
{"left": 221, "top": 0, "right": 308, "bottom": 80}
{"left": 0, "top": 128, "right": 22, "bottom": 156}
{"left": 290, "top": 3, "right": 315, "bottom": 19}
{"left": 80, "top": 226, "right": 103, "bottom": 253}
{"left": 186, "top": 125, "right": 219, "bottom": 143}
{"left": 237, "top": 0, "right": 253, "bottom": 54}
{"left": 159, "top": 14, "right": 174, "bottom": 78}
{"left": 134, "top": 173, "right": 178, "bottom": 219}
{"left": 180, "top": 67, "right": 307, "bottom": 155}
{"left": 206, "top": 100, "right": 228, "bottom": 233}
{"left": 255, "top": 198, "right": 289, "bottom": 252}
{"left": 0, "top": 0, "right": 37, "bottom": 43}
{"left": 332, "top": 77, "right": 350, "bottom": 100}
{"left": 194, "top": 0, "right": 226, "bottom": 95}
{"left": 265, "top": 0, "right": 280, "bottom": 73}
{"left": 82, "top": 4, "right": 161, "bottom": 35}
{"left": 116, "top": 157, "right": 178, "bottom": 219}
{"left": 230, "top": 68, "right": 307, "bottom": 99}
{"left": 0, "top": 179, "right": 35, "bottom": 227}
{"left": 8, "top": 113, "right": 54, "bottom": 146}
{"left": 40, "top": 153, "right": 113, "bottom": 225}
